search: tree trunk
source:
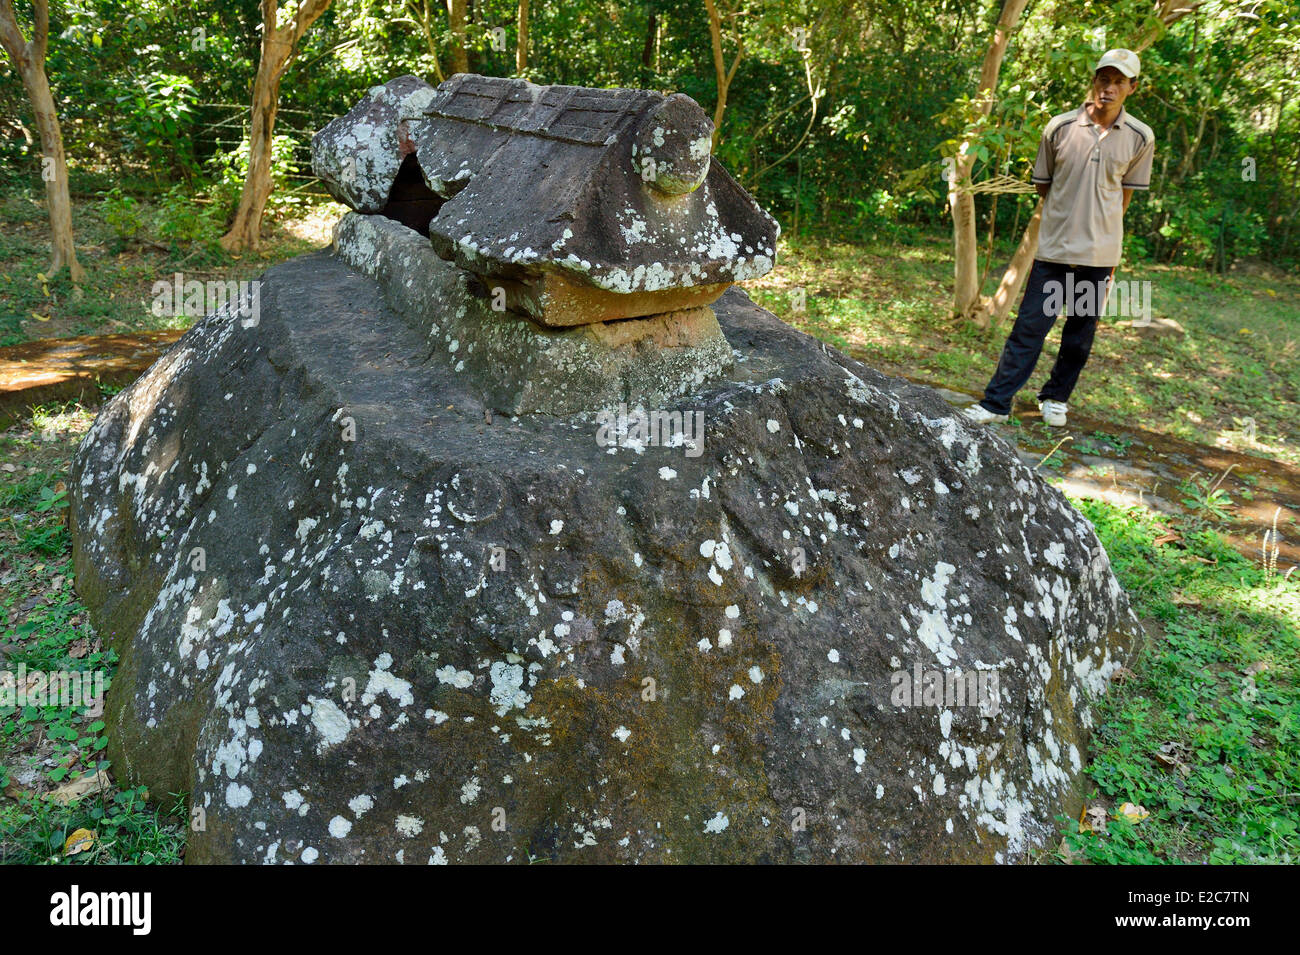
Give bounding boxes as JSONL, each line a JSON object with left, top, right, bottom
{"left": 0, "top": 0, "right": 84, "bottom": 283}
{"left": 704, "top": 0, "right": 743, "bottom": 145}
{"left": 220, "top": 0, "right": 333, "bottom": 253}
{"left": 515, "top": 0, "right": 528, "bottom": 75}
{"left": 984, "top": 1, "right": 1203, "bottom": 324}
{"left": 446, "top": 0, "right": 468, "bottom": 74}
{"left": 642, "top": 12, "right": 657, "bottom": 68}
{"left": 405, "top": 0, "right": 445, "bottom": 83}
{"left": 987, "top": 198, "right": 1041, "bottom": 326}
{"left": 221, "top": 50, "right": 282, "bottom": 251}
{"left": 949, "top": 0, "right": 1029, "bottom": 324}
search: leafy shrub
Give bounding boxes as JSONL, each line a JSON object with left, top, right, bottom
{"left": 208, "top": 133, "right": 300, "bottom": 219}
{"left": 151, "top": 185, "right": 223, "bottom": 246}
{"left": 109, "top": 72, "right": 200, "bottom": 178}
{"left": 100, "top": 188, "right": 145, "bottom": 241}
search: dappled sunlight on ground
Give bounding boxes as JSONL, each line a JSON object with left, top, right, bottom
{"left": 276, "top": 202, "right": 346, "bottom": 247}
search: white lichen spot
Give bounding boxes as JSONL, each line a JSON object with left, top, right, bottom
{"left": 395, "top": 815, "right": 424, "bottom": 837}
{"left": 703, "top": 812, "right": 730, "bottom": 833}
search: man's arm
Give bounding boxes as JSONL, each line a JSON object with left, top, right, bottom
{"left": 1121, "top": 135, "right": 1154, "bottom": 213}
{"left": 1031, "top": 121, "right": 1055, "bottom": 198}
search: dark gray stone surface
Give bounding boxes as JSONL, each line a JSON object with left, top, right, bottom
{"left": 70, "top": 251, "right": 1141, "bottom": 864}
{"left": 311, "top": 75, "right": 437, "bottom": 214}
{"left": 412, "top": 74, "right": 777, "bottom": 301}
{"left": 313, "top": 74, "right": 779, "bottom": 325}
{"left": 332, "top": 213, "right": 734, "bottom": 416}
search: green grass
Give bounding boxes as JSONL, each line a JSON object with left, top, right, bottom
{"left": 0, "top": 180, "right": 336, "bottom": 346}
{"left": 750, "top": 232, "right": 1300, "bottom": 465}
{"left": 0, "top": 403, "right": 185, "bottom": 864}
{"left": 1, "top": 786, "right": 185, "bottom": 865}
{"left": 1054, "top": 495, "right": 1300, "bottom": 864}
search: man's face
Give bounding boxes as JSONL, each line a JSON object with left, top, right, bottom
{"left": 1092, "top": 67, "right": 1137, "bottom": 111}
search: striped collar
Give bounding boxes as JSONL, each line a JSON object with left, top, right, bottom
{"left": 1077, "top": 101, "right": 1129, "bottom": 130}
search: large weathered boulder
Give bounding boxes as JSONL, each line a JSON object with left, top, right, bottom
{"left": 70, "top": 245, "right": 1141, "bottom": 864}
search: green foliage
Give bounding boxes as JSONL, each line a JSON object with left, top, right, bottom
{"left": 101, "top": 188, "right": 146, "bottom": 241}
{"left": 152, "top": 185, "right": 224, "bottom": 246}
{"left": 0, "top": 405, "right": 185, "bottom": 865}
{"left": 109, "top": 71, "right": 201, "bottom": 179}
{"left": 1058, "top": 497, "right": 1300, "bottom": 864}
{"left": 2, "top": 0, "right": 1294, "bottom": 267}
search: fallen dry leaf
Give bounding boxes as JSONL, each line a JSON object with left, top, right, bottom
{"left": 68, "top": 638, "right": 89, "bottom": 659}
{"left": 1154, "top": 533, "right": 1183, "bottom": 547}
{"left": 3, "top": 781, "right": 29, "bottom": 801}
{"left": 1154, "top": 740, "right": 1192, "bottom": 776}
{"left": 46, "top": 769, "right": 111, "bottom": 805}
{"left": 63, "top": 828, "right": 95, "bottom": 856}
{"left": 1058, "top": 837, "right": 1081, "bottom": 864}
{"left": 1080, "top": 805, "right": 1109, "bottom": 834}
{"left": 1117, "top": 802, "right": 1150, "bottom": 824}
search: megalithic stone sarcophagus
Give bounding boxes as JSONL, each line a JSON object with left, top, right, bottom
{"left": 312, "top": 73, "right": 779, "bottom": 329}
{"left": 70, "top": 74, "right": 1145, "bottom": 866}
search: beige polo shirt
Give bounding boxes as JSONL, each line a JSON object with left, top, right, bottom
{"left": 1032, "top": 103, "right": 1155, "bottom": 267}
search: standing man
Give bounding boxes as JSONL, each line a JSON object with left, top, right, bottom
{"left": 964, "top": 49, "right": 1155, "bottom": 428}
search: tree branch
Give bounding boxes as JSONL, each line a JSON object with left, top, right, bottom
{"left": 31, "top": 0, "right": 45, "bottom": 58}
{"left": 0, "top": 0, "right": 29, "bottom": 64}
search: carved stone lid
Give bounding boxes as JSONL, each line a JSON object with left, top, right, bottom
{"left": 412, "top": 74, "right": 779, "bottom": 297}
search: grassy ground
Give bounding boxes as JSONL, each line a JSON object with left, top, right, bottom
{"left": 1, "top": 190, "right": 1297, "bottom": 864}
{"left": 1056, "top": 498, "right": 1299, "bottom": 864}
{"left": 0, "top": 179, "right": 335, "bottom": 344}
{"left": 749, "top": 232, "right": 1300, "bottom": 466}
{"left": 0, "top": 404, "right": 185, "bottom": 863}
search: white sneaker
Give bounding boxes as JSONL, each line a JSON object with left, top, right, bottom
{"left": 1039, "top": 400, "right": 1068, "bottom": 427}
{"left": 962, "top": 403, "right": 1008, "bottom": 425}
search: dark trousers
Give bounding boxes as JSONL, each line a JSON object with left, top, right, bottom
{"left": 980, "top": 259, "right": 1114, "bottom": 416}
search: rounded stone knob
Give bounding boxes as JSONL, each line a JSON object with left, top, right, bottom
{"left": 632, "top": 93, "right": 714, "bottom": 196}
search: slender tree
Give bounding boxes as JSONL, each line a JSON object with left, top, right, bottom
{"left": 0, "top": 0, "right": 84, "bottom": 283}
{"left": 446, "top": 0, "right": 468, "bottom": 74}
{"left": 948, "top": 0, "right": 1029, "bottom": 324}
{"left": 220, "top": 0, "right": 334, "bottom": 252}
{"left": 704, "top": 0, "right": 745, "bottom": 145}
{"left": 515, "top": 0, "right": 529, "bottom": 75}
{"left": 399, "top": 0, "right": 446, "bottom": 82}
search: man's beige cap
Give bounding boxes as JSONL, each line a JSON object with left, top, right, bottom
{"left": 1095, "top": 48, "right": 1140, "bottom": 78}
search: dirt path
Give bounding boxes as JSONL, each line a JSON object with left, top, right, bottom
{"left": 0, "top": 332, "right": 183, "bottom": 428}
{"left": 916, "top": 376, "right": 1300, "bottom": 575}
